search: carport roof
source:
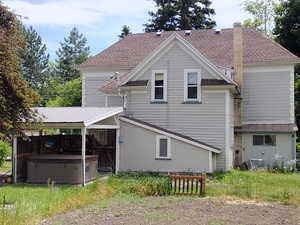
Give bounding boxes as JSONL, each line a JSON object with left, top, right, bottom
{"left": 32, "top": 107, "right": 123, "bottom": 128}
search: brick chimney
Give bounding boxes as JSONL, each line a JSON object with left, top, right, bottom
{"left": 233, "top": 22, "right": 243, "bottom": 87}
{"left": 233, "top": 22, "right": 244, "bottom": 167}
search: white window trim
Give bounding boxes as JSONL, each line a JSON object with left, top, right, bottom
{"left": 156, "top": 135, "right": 171, "bottom": 159}
{"left": 151, "top": 70, "right": 168, "bottom": 102}
{"left": 184, "top": 69, "right": 202, "bottom": 102}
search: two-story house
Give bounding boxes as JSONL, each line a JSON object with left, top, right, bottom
{"left": 79, "top": 23, "right": 299, "bottom": 172}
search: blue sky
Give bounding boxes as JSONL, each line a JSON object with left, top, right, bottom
{"left": 3, "top": 0, "right": 250, "bottom": 60}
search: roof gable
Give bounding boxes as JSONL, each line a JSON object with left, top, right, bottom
{"left": 123, "top": 33, "right": 233, "bottom": 85}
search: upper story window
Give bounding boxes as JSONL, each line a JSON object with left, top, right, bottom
{"left": 253, "top": 135, "right": 276, "bottom": 146}
{"left": 184, "top": 69, "right": 201, "bottom": 102}
{"left": 151, "top": 70, "right": 167, "bottom": 102}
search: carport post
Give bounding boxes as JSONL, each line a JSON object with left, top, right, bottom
{"left": 81, "top": 127, "right": 86, "bottom": 187}
{"left": 12, "top": 136, "right": 17, "bottom": 184}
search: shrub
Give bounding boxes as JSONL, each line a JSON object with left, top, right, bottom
{"left": 0, "top": 140, "right": 11, "bottom": 167}
{"left": 116, "top": 171, "right": 162, "bottom": 178}
{"left": 119, "top": 176, "right": 172, "bottom": 196}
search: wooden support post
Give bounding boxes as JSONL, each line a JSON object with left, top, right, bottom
{"left": 13, "top": 136, "right": 17, "bottom": 184}
{"left": 81, "top": 128, "right": 86, "bottom": 187}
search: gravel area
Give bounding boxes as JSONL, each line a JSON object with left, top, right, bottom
{"left": 41, "top": 196, "right": 300, "bottom": 225}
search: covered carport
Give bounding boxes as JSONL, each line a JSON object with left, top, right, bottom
{"left": 12, "top": 107, "right": 123, "bottom": 186}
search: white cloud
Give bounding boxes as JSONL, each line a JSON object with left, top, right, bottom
{"left": 212, "top": 0, "right": 250, "bottom": 28}
{"left": 3, "top": 0, "right": 155, "bottom": 27}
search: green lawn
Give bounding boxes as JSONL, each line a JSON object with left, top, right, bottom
{"left": 206, "top": 170, "right": 300, "bottom": 205}
{"left": 0, "top": 170, "right": 300, "bottom": 225}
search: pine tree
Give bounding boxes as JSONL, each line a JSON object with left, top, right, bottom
{"left": 119, "top": 25, "right": 132, "bottom": 38}
{"left": 144, "top": 0, "right": 216, "bottom": 32}
{"left": 56, "top": 27, "right": 90, "bottom": 82}
{"left": 20, "top": 26, "right": 50, "bottom": 94}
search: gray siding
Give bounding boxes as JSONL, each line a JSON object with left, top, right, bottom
{"left": 242, "top": 133, "right": 295, "bottom": 166}
{"left": 126, "top": 43, "right": 228, "bottom": 170}
{"left": 242, "top": 69, "right": 292, "bottom": 123}
{"left": 83, "top": 71, "right": 129, "bottom": 107}
{"left": 107, "top": 96, "right": 123, "bottom": 107}
{"left": 84, "top": 75, "right": 110, "bottom": 107}
{"left": 119, "top": 121, "right": 212, "bottom": 172}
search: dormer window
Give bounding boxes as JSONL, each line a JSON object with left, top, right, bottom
{"left": 184, "top": 69, "right": 201, "bottom": 102}
{"left": 151, "top": 70, "right": 167, "bottom": 102}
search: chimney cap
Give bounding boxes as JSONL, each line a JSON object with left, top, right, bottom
{"left": 156, "top": 31, "right": 162, "bottom": 36}
{"left": 185, "top": 30, "right": 192, "bottom": 36}
{"left": 233, "top": 22, "right": 242, "bottom": 28}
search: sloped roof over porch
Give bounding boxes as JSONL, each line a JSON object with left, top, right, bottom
{"left": 31, "top": 107, "right": 123, "bottom": 128}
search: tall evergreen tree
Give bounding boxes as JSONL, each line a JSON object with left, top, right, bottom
{"left": 20, "top": 26, "right": 50, "bottom": 95}
{"left": 119, "top": 25, "right": 132, "bottom": 39}
{"left": 56, "top": 27, "right": 90, "bottom": 82}
{"left": 144, "top": 0, "right": 216, "bottom": 32}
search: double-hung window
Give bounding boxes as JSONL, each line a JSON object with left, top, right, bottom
{"left": 156, "top": 135, "right": 171, "bottom": 159}
{"left": 184, "top": 69, "right": 201, "bottom": 102}
{"left": 151, "top": 70, "right": 167, "bottom": 102}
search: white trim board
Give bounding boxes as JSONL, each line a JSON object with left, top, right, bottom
{"left": 120, "top": 117, "right": 221, "bottom": 153}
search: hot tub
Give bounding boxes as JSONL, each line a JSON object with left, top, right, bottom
{"left": 27, "top": 154, "right": 98, "bottom": 184}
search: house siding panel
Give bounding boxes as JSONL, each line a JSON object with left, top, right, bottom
{"left": 119, "top": 121, "right": 212, "bottom": 172}
{"left": 83, "top": 71, "right": 129, "bottom": 107}
{"left": 242, "top": 68, "right": 292, "bottom": 123}
{"left": 126, "top": 43, "right": 228, "bottom": 170}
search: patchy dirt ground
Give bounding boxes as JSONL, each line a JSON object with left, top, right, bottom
{"left": 41, "top": 196, "right": 300, "bottom": 225}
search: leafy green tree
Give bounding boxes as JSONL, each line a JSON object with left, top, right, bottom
{"left": 274, "top": 0, "right": 300, "bottom": 139}
{"left": 56, "top": 27, "right": 90, "bottom": 82}
{"left": 0, "top": 3, "right": 38, "bottom": 138}
{"left": 242, "top": 0, "right": 277, "bottom": 36}
{"left": 0, "top": 140, "right": 11, "bottom": 167}
{"left": 20, "top": 26, "right": 50, "bottom": 96}
{"left": 46, "top": 78, "right": 81, "bottom": 107}
{"left": 119, "top": 25, "right": 132, "bottom": 38}
{"left": 144, "top": 0, "right": 216, "bottom": 32}
{"left": 274, "top": 0, "right": 300, "bottom": 58}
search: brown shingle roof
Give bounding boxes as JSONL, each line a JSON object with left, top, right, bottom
{"left": 235, "top": 124, "right": 298, "bottom": 133}
{"left": 80, "top": 29, "right": 299, "bottom": 70}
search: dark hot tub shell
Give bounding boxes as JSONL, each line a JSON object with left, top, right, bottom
{"left": 27, "top": 154, "right": 98, "bottom": 184}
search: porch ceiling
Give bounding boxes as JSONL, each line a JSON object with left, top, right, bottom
{"left": 30, "top": 107, "right": 123, "bottom": 128}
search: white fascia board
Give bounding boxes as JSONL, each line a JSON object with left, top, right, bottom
{"left": 120, "top": 117, "right": 221, "bottom": 154}
{"left": 84, "top": 108, "right": 124, "bottom": 127}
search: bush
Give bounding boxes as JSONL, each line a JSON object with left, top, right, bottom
{"left": 0, "top": 140, "right": 11, "bottom": 167}
{"left": 121, "top": 176, "right": 172, "bottom": 196}
{"left": 116, "top": 171, "right": 161, "bottom": 178}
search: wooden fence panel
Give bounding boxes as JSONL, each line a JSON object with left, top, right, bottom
{"left": 169, "top": 174, "right": 206, "bottom": 195}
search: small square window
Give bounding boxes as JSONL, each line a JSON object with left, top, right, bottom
{"left": 159, "top": 138, "right": 168, "bottom": 157}
{"left": 253, "top": 135, "right": 276, "bottom": 146}
{"left": 265, "top": 135, "right": 276, "bottom": 146}
{"left": 253, "top": 135, "right": 264, "bottom": 145}
{"left": 156, "top": 136, "right": 171, "bottom": 159}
